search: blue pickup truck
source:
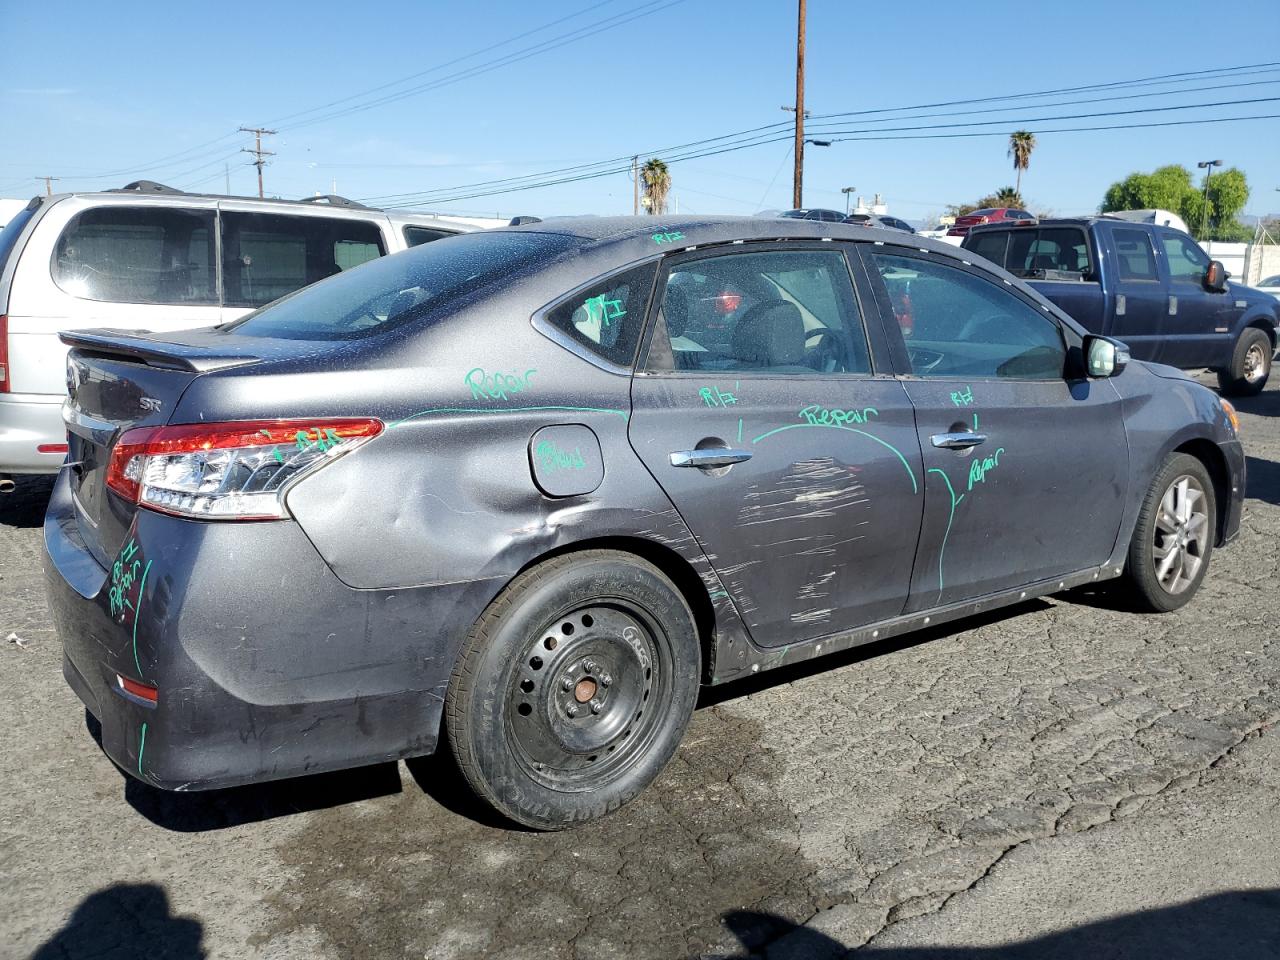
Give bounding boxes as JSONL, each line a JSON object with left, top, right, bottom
{"left": 962, "top": 218, "right": 1279, "bottom": 395}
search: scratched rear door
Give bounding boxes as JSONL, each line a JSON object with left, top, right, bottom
{"left": 628, "top": 243, "right": 924, "bottom": 648}
{"left": 859, "top": 246, "right": 1128, "bottom": 612}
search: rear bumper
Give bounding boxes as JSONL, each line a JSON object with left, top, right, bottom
{"left": 43, "top": 470, "right": 505, "bottom": 791}
{"left": 0, "top": 393, "right": 66, "bottom": 474}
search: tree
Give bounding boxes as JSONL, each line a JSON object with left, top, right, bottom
{"left": 1101, "top": 164, "right": 1251, "bottom": 240}
{"left": 640, "top": 158, "right": 671, "bottom": 216}
{"left": 1008, "top": 131, "right": 1036, "bottom": 195}
{"left": 993, "top": 186, "right": 1024, "bottom": 208}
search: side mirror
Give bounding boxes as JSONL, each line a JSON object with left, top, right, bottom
{"left": 1204, "top": 260, "right": 1228, "bottom": 292}
{"left": 1085, "top": 335, "right": 1130, "bottom": 378}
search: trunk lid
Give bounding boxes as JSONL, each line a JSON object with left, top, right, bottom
{"left": 61, "top": 328, "right": 262, "bottom": 565}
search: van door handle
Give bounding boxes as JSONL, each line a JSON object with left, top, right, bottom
{"left": 931, "top": 432, "right": 987, "bottom": 450}
{"left": 669, "top": 448, "right": 753, "bottom": 468}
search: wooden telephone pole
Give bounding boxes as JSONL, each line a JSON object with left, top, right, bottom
{"left": 37, "top": 176, "right": 60, "bottom": 196}
{"left": 239, "top": 127, "right": 277, "bottom": 198}
{"left": 792, "top": 0, "right": 807, "bottom": 209}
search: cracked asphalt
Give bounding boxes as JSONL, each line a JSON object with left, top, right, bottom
{"left": 2, "top": 374, "right": 1278, "bottom": 960}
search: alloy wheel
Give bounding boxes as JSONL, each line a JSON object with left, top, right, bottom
{"left": 1152, "top": 474, "right": 1209, "bottom": 595}
{"left": 1243, "top": 342, "right": 1268, "bottom": 384}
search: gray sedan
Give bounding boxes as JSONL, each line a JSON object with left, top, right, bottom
{"left": 44, "top": 216, "right": 1244, "bottom": 829}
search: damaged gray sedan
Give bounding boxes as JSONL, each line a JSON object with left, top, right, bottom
{"left": 44, "top": 216, "right": 1244, "bottom": 828}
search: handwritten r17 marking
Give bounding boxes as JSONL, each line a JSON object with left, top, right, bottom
{"left": 699, "top": 385, "right": 738, "bottom": 407}
{"left": 950, "top": 385, "right": 974, "bottom": 406}
{"left": 652, "top": 231, "right": 685, "bottom": 245}
{"left": 582, "top": 294, "right": 626, "bottom": 327}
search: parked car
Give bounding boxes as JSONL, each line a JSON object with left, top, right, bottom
{"left": 962, "top": 218, "right": 1280, "bottom": 395}
{"left": 45, "top": 215, "right": 1243, "bottom": 829}
{"left": 844, "top": 213, "right": 915, "bottom": 233}
{"left": 1255, "top": 274, "right": 1280, "bottom": 302}
{"left": 947, "top": 207, "right": 1035, "bottom": 237}
{"left": 917, "top": 223, "right": 954, "bottom": 240}
{"left": 0, "top": 181, "right": 477, "bottom": 486}
{"left": 778, "top": 208, "right": 847, "bottom": 222}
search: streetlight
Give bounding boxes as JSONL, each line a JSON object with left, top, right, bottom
{"left": 1197, "top": 159, "right": 1223, "bottom": 240}
{"left": 842, "top": 185, "right": 857, "bottom": 215}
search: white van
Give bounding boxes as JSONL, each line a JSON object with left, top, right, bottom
{"left": 0, "top": 182, "right": 480, "bottom": 482}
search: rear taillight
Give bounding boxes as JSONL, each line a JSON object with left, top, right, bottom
{"left": 105, "top": 418, "right": 383, "bottom": 520}
{"left": 0, "top": 315, "right": 9, "bottom": 393}
{"left": 976, "top": 216, "right": 990, "bottom": 224}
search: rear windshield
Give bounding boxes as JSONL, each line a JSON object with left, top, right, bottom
{"left": 966, "top": 227, "right": 1091, "bottom": 278}
{"left": 0, "top": 204, "right": 36, "bottom": 273}
{"left": 222, "top": 231, "right": 578, "bottom": 341}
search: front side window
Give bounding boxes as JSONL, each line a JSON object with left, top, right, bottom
{"left": 1160, "top": 231, "right": 1210, "bottom": 281}
{"left": 645, "top": 249, "right": 870, "bottom": 375}
{"left": 224, "top": 231, "right": 578, "bottom": 341}
{"left": 221, "top": 212, "right": 386, "bottom": 309}
{"left": 1112, "top": 228, "right": 1159, "bottom": 281}
{"left": 52, "top": 206, "right": 217, "bottom": 305}
{"left": 871, "top": 252, "right": 1065, "bottom": 380}
{"left": 541, "top": 262, "right": 657, "bottom": 367}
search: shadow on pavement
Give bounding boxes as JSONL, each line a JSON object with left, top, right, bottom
{"left": 1246, "top": 455, "right": 1280, "bottom": 506}
{"left": 720, "top": 890, "right": 1280, "bottom": 958}
{"left": 30, "top": 883, "right": 205, "bottom": 960}
{"left": 1232, "top": 385, "right": 1280, "bottom": 419}
{"left": 0, "top": 474, "right": 53, "bottom": 528}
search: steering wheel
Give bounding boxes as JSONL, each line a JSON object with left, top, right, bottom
{"left": 804, "top": 328, "right": 846, "bottom": 373}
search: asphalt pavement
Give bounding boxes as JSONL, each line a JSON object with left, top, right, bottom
{"left": 2, "top": 374, "right": 1277, "bottom": 960}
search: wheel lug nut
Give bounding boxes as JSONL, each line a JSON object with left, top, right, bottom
{"left": 561, "top": 675, "right": 574, "bottom": 692}
{"left": 583, "top": 659, "right": 598, "bottom": 673}
{"left": 600, "top": 674, "right": 612, "bottom": 688}
{"left": 590, "top": 699, "right": 603, "bottom": 715}
{"left": 566, "top": 703, "right": 579, "bottom": 718}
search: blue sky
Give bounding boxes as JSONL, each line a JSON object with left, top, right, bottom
{"left": 1, "top": 0, "right": 1277, "bottom": 223}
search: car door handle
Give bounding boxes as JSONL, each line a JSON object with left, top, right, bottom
{"left": 930, "top": 432, "right": 987, "bottom": 450}
{"left": 669, "top": 448, "right": 753, "bottom": 468}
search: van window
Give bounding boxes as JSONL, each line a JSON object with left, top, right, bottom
{"left": 403, "top": 225, "right": 458, "bottom": 247}
{"left": 52, "top": 206, "right": 217, "bottom": 304}
{"left": 221, "top": 212, "right": 386, "bottom": 309}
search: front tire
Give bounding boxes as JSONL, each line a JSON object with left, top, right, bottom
{"left": 445, "top": 550, "right": 700, "bottom": 830}
{"left": 1120, "top": 454, "right": 1216, "bottom": 613}
{"left": 1216, "top": 327, "right": 1271, "bottom": 396}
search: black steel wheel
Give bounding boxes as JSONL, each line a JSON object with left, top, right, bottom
{"left": 445, "top": 550, "right": 700, "bottom": 829}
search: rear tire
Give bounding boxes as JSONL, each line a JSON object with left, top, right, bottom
{"left": 445, "top": 550, "right": 700, "bottom": 830}
{"left": 1216, "top": 327, "right": 1271, "bottom": 396}
{"left": 1119, "top": 453, "right": 1215, "bottom": 613}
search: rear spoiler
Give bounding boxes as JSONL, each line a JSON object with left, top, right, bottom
{"left": 59, "top": 329, "right": 261, "bottom": 373}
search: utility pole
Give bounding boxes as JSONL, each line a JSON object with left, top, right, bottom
{"left": 37, "top": 176, "right": 60, "bottom": 196}
{"left": 792, "top": 0, "right": 807, "bottom": 209}
{"left": 239, "top": 127, "right": 277, "bottom": 199}
{"left": 632, "top": 155, "right": 639, "bottom": 215}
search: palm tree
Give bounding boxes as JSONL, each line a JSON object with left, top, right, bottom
{"left": 1008, "top": 131, "right": 1036, "bottom": 195}
{"left": 641, "top": 158, "right": 671, "bottom": 216}
{"left": 994, "top": 186, "right": 1024, "bottom": 208}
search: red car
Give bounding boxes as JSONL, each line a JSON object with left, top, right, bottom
{"left": 947, "top": 207, "right": 1035, "bottom": 237}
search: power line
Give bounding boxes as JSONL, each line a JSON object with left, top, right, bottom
{"left": 358, "top": 63, "right": 1280, "bottom": 206}
{"left": 278, "top": 0, "right": 690, "bottom": 133}
{"left": 385, "top": 111, "right": 1278, "bottom": 208}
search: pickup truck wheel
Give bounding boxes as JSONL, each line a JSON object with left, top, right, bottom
{"left": 1216, "top": 328, "right": 1271, "bottom": 396}
{"left": 445, "top": 550, "right": 700, "bottom": 830}
{"left": 1120, "top": 453, "right": 1216, "bottom": 613}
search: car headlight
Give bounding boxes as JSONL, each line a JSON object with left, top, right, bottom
{"left": 1220, "top": 398, "right": 1240, "bottom": 435}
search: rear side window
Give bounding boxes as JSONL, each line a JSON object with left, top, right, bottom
{"left": 1112, "top": 228, "right": 1159, "bottom": 281}
{"left": 542, "top": 262, "right": 657, "bottom": 367}
{"left": 1006, "top": 227, "right": 1091, "bottom": 276}
{"left": 645, "top": 249, "right": 871, "bottom": 375}
{"left": 403, "top": 225, "right": 458, "bottom": 247}
{"left": 225, "top": 231, "right": 577, "bottom": 341}
{"left": 221, "top": 212, "right": 385, "bottom": 308}
{"left": 0, "top": 205, "right": 35, "bottom": 273}
{"left": 52, "top": 206, "right": 217, "bottom": 304}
